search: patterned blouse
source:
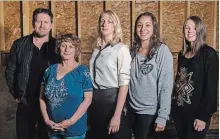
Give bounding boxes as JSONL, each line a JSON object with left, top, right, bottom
{"left": 42, "top": 64, "right": 93, "bottom": 136}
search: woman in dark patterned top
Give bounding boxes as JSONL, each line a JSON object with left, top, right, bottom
{"left": 171, "top": 16, "right": 218, "bottom": 139}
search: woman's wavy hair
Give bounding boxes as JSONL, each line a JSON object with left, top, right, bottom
{"left": 56, "top": 34, "right": 81, "bottom": 59}
{"left": 182, "top": 16, "right": 206, "bottom": 55}
{"left": 131, "top": 12, "right": 161, "bottom": 61}
{"left": 96, "top": 10, "right": 123, "bottom": 47}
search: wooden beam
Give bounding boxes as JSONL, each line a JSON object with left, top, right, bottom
{"left": 131, "top": 1, "right": 135, "bottom": 45}
{"left": 22, "top": 1, "right": 30, "bottom": 36}
{"left": 212, "top": 1, "right": 217, "bottom": 49}
{"left": 159, "top": 1, "right": 163, "bottom": 39}
{"left": 104, "top": 1, "right": 111, "bottom": 10}
{"left": 185, "top": 0, "right": 190, "bottom": 19}
{"left": 0, "top": 1, "right": 5, "bottom": 52}
{"left": 50, "top": 1, "right": 56, "bottom": 38}
{"left": 76, "top": 1, "right": 82, "bottom": 63}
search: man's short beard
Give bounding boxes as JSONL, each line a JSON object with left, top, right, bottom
{"left": 33, "top": 31, "right": 49, "bottom": 38}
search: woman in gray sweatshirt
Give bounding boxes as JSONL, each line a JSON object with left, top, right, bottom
{"left": 128, "top": 12, "right": 174, "bottom": 139}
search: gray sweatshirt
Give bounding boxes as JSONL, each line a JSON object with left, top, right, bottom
{"left": 128, "top": 44, "right": 174, "bottom": 126}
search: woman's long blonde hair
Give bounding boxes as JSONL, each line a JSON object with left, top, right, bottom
{"left": 96, "top": 10, "right": 123, "bottom": 47}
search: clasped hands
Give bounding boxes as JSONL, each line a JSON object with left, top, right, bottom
{"left": 45, "top": 119, "right": 73, "bottom": 131}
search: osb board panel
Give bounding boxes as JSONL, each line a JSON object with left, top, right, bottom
{"left": 29, "top": 1, "right": 48, "bottom": 33}
{"left": 80, "top": 2, "right": 103, "bottom": 52}
{"left": 190, "top": 2, "right": 214, "bottom": 48}
{"left": 135, "top": 1, "right": 159, "bottom": 21}
{"left": 81, "top": 53, "right": 92, "bottom": 66}
{"left": 161, "top": 2, "right": 185, "bottom": 53}
{"left": 55, "top": 2, "right": 76, "bottom": 37}
{"left": 110, "top": 1, "right": 131, "bottom": 47}
{"left": 4, "top": 2, "right": 21, "bottom": 52}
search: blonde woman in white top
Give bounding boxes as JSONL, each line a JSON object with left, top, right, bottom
{"left": 86, "top": 10, "right": 132, "bottom": 139}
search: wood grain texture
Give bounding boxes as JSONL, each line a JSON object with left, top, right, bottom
{"left": 55, "top": 1, "right": 76, "bottom": 37}
{"left": 110, "top": 1, "right": 131, "bottom": 47}
{"left": 135, "top": 1, "right": 159, "bottom": 20}
{"left": 185, "top": 1, "right": 190, "bottom": 19}
{"left": 4, "top": 2, "right": 21, "bottom": 52}
{"left": 22, "top": 2, "right": 30, "bottom": 36}
{"left": 131, "top": 1, "right": 135, "bottom": 45}
{"left": 29, "top": 1, "right": 48, "bottom": 34}
{"left": 81, "top": 53, "right": 92, "bottom": 66}
{"left": 80, "top": 1, "right": 103, "bottom": 53}
{"left": 0, "top": 2, "right": 5, "bottom": 52}
{"left": 161, "top": 2, "right": 185, "bottom": 53}
{"left": 104, "top": 1, "right": 111, "bottom": 10}
{"left": 212, "top": 2, "right": 217, "bottom": 50}
{"left": 190, "top": 1, "right": 214, "bottom": 48}
{"left": 173, "top": 53, "right": 178, "bottom": 77}
{"left": 50, "top": 1, "right": 56, "bottom": 37}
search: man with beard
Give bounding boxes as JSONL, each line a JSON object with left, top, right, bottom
{"left": 5, "top": 8, "right": 60, "bottom": 139}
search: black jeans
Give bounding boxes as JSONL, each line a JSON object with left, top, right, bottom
{"left": 85, "top": 88, "right": 131, "bottom": 139}
{"left": 128, "top": 109, "right": 156, "bottom": 139}
{"left": 16, "top": 103, "right": 48, "bottom": 139}
{"left": 171, "top": 105, "right": 210, "bottom": 139}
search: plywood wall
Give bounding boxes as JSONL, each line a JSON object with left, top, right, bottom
{"left": 0, "top": 1, "right": 218, "bottom": 129}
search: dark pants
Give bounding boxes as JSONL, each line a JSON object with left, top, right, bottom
{"left": 85, "top": 88, "right": 131, "bottom": 139}
{"left": 128, "top": 108, "right": 155, "bottom": 139}
{"left": 16, "top": 103, "right": 48, "bottom": 139}
{"left": 171, "top": 105, "right": 210, "bottom": 139}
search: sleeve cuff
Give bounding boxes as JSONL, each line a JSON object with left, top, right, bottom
{"left": 83, "top": 88, "right": 93, "bottom": 92}
{"left": 119, "top": 80, "right": 130, "bottom": 86}
{"left": 155, "top": 116, "right": 167, "bottom": 126}
{"left": 118, "top": 74, "right": 130, "bottom": 86}
{"left": 197, "top": 113, "right": 212, "bottom": 122}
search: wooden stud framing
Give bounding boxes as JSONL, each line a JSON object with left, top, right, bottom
{"left": 131, "top": 1, "right": 135, "bottom": 45}
{"left": 22, "top": 1, "right": 30, "bottom": 36}
{"left": 185, "top": 0, "right": 190, "bottom": 19}
{"left": 76, "top": 1, "right": 82, "bottom": 63}
{"left": 50, "top": 1, "right": 56, "bottom": 38}
{"left": 212, "top": 1, "right": 217, "bottom": 49}
{"left": 104, "top": 1, "right": 111, "bottom": 10}
{"left": 0, "top": 2, "right": 5, "bottom": 52}
{"left": 159, "top": 1, "right": 163, "bottom": 38}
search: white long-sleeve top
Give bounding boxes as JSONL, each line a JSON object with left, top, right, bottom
{"left": 89, "top": 42, "right": 131, "bottom": 89}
